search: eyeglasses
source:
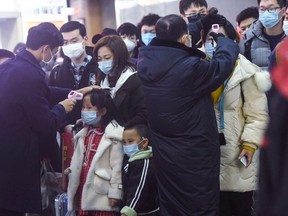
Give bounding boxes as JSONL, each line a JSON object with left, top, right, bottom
{"left": 259, "top": 7, "right": 282, "bottom": 13}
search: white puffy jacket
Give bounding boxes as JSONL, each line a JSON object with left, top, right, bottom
{"left": 215, "top": 54, "right": 270, "bottom": 192}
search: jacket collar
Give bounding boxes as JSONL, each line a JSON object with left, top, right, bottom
{"left": 149, "top": 37, "right": 206, "bottom": 59}
{"left": 16, "top": 49, "right": 42, "bottom": 69}
{"left": 245, "top": 20, "right": 286, "bottom": 42}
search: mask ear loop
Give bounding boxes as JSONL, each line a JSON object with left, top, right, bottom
{"left": 139, "top": 137, "right": 148, "bottom": 150}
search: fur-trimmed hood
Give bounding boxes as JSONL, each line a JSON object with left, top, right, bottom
{"left": 225, "top": 54, "right": 272, "bottom": 93}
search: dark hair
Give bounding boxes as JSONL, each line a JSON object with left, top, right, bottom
{"left": 156, "top": 14, "right": 188, "bottom": 41}
{"left": 203, "top": 15, "right": 237, "bottom": 42}
{"left": 0, "top": 49, "right": 14, "bottom": 59}
{"left": 26, "top": 22, "right": 63, "bottom": 50}
{"left": 92, "top": 28, "right": 119, "bottom": 45}
{"left": 236, "top": 7, "right": 259, "bottom": 26}
{"left": 93, "top": 35, "right": 136, "bottom": 87}
{"left": 257, "top": 0, "right": 286, "bottom": 7}
{"left": 117, "top": 22, "right": 139, "bottom": 39}
{"left": 139, "top": 13, "right": 161, "bottom": 27}
{"left": 84, "top": 89, "right": 117, "bottom": 131}
{"left": 13, "top": 42, "right": 26, "bottom": 54}
{"left": 179, "top": 0, "right": 208, "bottom": 15}
{"left": 60, "top": 21, "right": 86, "bottom": 37}
{"left": 124, "top": 124, "right": 150, "bottom": 140}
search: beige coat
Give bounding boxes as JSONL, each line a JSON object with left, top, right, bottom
{"left": 215, "top": 54, "right": 270, "bottom": 192}
{"left": 67, "top": 122, "right": 124, "bottom": 211}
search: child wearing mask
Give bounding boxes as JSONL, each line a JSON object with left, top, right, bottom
{"left": 120, "top": 124, "right": 159, "bottom": 216}
{"left": 67, "top": 89, "right": 123, "bottom": 216}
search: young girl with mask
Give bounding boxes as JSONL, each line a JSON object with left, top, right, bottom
{"left": 203, "top": 18, "right": 270, "bottom": 216}
{"left": 121, "top": 124, "right": 159, "bottom": 216}
{"left": 93, "top": 35, "right": 147, "bottom": 127}
{"left": 67, "top": 89, "right": 124, "bottom": 216}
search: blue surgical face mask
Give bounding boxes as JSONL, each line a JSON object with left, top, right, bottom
{"left": 98, "top": 60, "right": 113, "bottom": 75}
{"left": 123, "top": 140, "right": 144, "bottom": 157}
{"left": 259, "top": 10, "right": 280, "bottom": 29}
{"left": 81, "top": 111, "right": 101, "bottom": 126}
{"left": 204, "top": 42, "right": 216, "bottom": 59}
{"left": 141, "top": 33, "right": 156, "bottom": 46}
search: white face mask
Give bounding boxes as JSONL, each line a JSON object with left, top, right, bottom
{"left": 283, "top": 20, "right": 288, "bottom": 35}
{"left": 98, "top": 60, "right": 113, "bottom": 75}
{"left": 62, "top": 41, "right": 85, "bottom": 59}
{"left": 123, "top": 38, "right": 136, "bottom": 52}
{"left": 41, "top": 47, "right": 54, "bottom": 65}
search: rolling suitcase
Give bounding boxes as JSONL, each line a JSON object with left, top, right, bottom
{"left": 62, "top": 123, "right": 82, "bottom": 192}
{"left": 55, "top": 193, "right": 68, "bottom": 216}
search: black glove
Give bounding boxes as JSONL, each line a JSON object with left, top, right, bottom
{"left": 196, "top": 14, "right": 227, "bottom": 30}
{"left": 209, "top": 32, "right": 225, "bottom": 43}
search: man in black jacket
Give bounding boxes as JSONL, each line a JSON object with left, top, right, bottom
{"left": 49, "top": 21, "right": 99, "bottom": 125}
{"left": 48, "top": 21, "right": 100, "bottom": 172}
{"left": 0, "top": 22, "right": 77, "bottom": 216}
{"left": 137, "top": 14, "right": 239, "bottom": 215}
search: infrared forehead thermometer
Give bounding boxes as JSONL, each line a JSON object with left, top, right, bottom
{"left": 68, "top": 91, "right": 83, "bottom": 100}
{"left": 212, "top": 24, "right": 220, "bottom": 33}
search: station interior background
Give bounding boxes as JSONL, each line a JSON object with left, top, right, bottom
{"left": 0, "top": 0, "right": 257, "bottom": 51}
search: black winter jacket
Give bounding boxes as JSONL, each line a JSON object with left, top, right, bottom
{"left": 121, "top": 148, "right": 159, "bottom": 215}
{"left": 0, "top": 50, "right": 69, "bottom": 213}
{"left": 48, "top": 47, "right": 99, "bottom": 124}
{"left": 137, "top": 37, "right": 239, "bottom": 215}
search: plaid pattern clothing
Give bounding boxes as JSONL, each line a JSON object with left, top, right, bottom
{"left": 78, "top": 127, "right": 118, "bottom": 216}
{"left": 78, "top": 211, "right": 119, "bottom": 216}
{"left": 71, "top": 55, "right": 92, "bottom": 88}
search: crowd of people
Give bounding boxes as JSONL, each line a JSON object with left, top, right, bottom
{"left": 0, "top": 0, "right": 288, "bottom": 215}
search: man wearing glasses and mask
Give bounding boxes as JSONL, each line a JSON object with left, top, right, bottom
{"left": 239, "top": 0, "right": 286, "bottom": 71}
{"left": 179, "top": 0, "right": 224, "bottom": 48}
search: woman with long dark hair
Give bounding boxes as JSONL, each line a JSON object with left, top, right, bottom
{"left": 93, "top": 35, "right": 147, "bottom": 127}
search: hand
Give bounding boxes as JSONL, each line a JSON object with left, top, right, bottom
{"left": 239, "top": 149, "right": 254, "bottom": 167}
{"left": 209, "top": 32, "right": 225, "bottom": 43}
{"left": 64, "top": 124, "right": 73, "bottom": 133}
{"left": 77, "top": 85, "right": 101, "bottom": 95}
{"left": 59, "top": 98, "right": 76, "bottom": 113}
{"left": 109, "top": 198, "right": 120, "bottom": 207}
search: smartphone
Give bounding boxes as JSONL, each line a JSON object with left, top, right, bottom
{"left": 240, "top": 156, "right": 247, "bottom": 167}
{"left": 212, "top": 24, "right": 220, "bottom": 33}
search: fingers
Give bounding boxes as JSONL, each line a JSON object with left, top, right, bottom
{"left": 246, "top": 153, "right": 253, "bottom": 167}
{"left": 59, "top": 98, "right": 77, "bottom": 113}
{"left": 77, "top": 85, "right": 101, "bottom": 95}
{"left": 239, "top": 149, "right": 254, "bottom": 167}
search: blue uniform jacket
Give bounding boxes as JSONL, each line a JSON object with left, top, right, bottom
{"left": 0, "top": 50, "right": 69, "bottom": 213}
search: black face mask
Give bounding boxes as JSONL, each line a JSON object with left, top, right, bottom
{"left": 187, "top": 14, "right": 206, "bottom": 23}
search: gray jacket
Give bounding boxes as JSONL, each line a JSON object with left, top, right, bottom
{"left": 239, "top": 20, "right": 285, "bottom": 71}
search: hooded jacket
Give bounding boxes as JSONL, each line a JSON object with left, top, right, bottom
{"left": 137, "top": 37, "right": 239, "bottom": 215}
{"left": 215, "top": 54, "right": 270, "bottom": 192}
